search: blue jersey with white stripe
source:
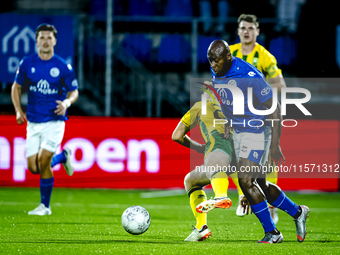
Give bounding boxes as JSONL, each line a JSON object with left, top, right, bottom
{"left": 211, "top": 57, "right": 272, "bottom": 133}
{"left": 15, "top": 54, "right": 78, "bottom": 123}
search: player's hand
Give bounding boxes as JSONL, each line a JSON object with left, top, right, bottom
{"left": 55, "top": 100, "right": 69, "bottom": 116}
{"left": 16, "top": 110, "right": 26, "bottom": 125}
{"left": 270, "top": 143, "right": 285, "bottom": 166}
{"left": 240, "top": 196, "right": 252, "bottom": 215}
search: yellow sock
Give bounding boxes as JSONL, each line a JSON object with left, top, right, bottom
{"left": 230, "top": 172, "right": 244, "bottom": 196}
{"left": 189, "top": 189, "right": 207, "bottom": 229}
{"left": 211, "top": 171, "right": 229, "bottom": 197}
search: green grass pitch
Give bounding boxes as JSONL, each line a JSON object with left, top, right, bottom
{"left": 0, "top": 187, "right": 340, "bottom": 254}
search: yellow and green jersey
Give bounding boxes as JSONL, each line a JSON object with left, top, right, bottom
{"left": 181, "top": 101, "right": 233, "bottom": 159}
{"left": 229, "top": 43, "right": 282, "bottom": 79}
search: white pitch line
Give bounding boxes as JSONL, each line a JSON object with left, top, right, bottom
{"left": 0, "top": 201, "right": 340, "bottom": 212}
{"left": 140, "top": 189, "right": 187, "bottom": 198}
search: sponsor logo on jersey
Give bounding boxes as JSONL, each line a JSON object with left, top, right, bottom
{"left": 252, "top": 57, "right": 259, "bottom": 66}
{"left": 248, "top": 71, "right": 256, "bottom": 77}
{"left": 261, "top": 87, "right": 271, "bottom": 96}
{"left": 217, "top": 87, "right": 233, "bottom": 105}
{"left": 30, "top": 79, "right": 58, "bottom": 94}
{"left": 50, "top": 67, "right": 60, "bottom": 78}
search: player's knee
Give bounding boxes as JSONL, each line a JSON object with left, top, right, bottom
{"left": 184, "top": 173, "right": 193, "bottom": 190}
{"left": 27, "top": 164, "right": 39, "bottom": 175}
{"left": 37, "top": 156, "right": 52, "bottom": 174}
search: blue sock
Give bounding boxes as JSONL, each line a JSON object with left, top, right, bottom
{"left": 51, "top": 151, "right": 67, "bottom": 167}
{"left": 270, "top": 191, "right": 299, "bottom": 217}
{"left": 40, "top": 177, "right": 54, "bottom": 208}
{"left": 250, "top": 200, "right": 276, "bottom": 233}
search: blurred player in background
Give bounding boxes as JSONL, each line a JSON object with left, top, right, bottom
{"left": 229, "top": 14, "right": 286, "bottom": 222}
{"left": 11, "top": 24, "right": 79, "bottom": 215}
{"left": 208, "top": 40, "right": 309, "bottom": 243}
{"left": 172, "top": 84, "right": 234, "bottom": 241}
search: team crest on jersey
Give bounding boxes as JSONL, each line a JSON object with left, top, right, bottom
{"left": 71, "top": 79, "right": 78, "bottom": 87}
{"left": 252, "top": 57, "right": 259, "bottom": 67}
{"left": 228, "top": 79, "right": 237, "bottom": 86}
{"left": 50, "top": 67, "right": 60, "bottom": 78}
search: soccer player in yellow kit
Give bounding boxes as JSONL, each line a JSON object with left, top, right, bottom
{"left": 229, "top": 14, "right": 286, "bottom": 223}
{"left": 172, "top": 86, "right": 235, "bottom": 241}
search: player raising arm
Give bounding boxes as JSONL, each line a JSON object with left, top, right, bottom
{"left": 11, "top": 24, "right": 78, "bottom": 216}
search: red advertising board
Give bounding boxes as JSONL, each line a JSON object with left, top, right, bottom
{"left": 0, "top": 116, "right": 339, "bottom": 191}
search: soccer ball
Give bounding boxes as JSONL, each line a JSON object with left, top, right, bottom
{"left": 121, "top": 206, "right": 151, "bottom": 235}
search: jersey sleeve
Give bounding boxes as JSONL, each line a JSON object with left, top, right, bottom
{"left": 63, "top": 63, "right": 78, "bottom": 91}
{"left": 262, "top": 50, "right": 282, "bottom": 78}
{"left": 252, "top": 77, "right": 273, "bottom": 104}
{"left": 180, "top": 102, "right": 201, "bottom": 129}
{"left": 14, "top": 57, "right": 27, "bottom": 86}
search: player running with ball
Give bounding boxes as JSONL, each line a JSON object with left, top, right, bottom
{"left": 200, "top": 40, "right": 309, "bottom": 243}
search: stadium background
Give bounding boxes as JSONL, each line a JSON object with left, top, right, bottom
{"left": 0, "top": 0, "right": 339, "bottom": 191}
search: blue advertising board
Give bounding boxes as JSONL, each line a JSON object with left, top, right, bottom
{"left": 0, "top": 14, "right": 75, "bottom": 83}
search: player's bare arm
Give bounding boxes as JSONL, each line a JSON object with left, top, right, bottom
{"left": 55, "top": 89, "right": 79, "bottom": 116}
{"left": 172, "top": 122, "right": 205, "bottom": 154}
{"left": 11, "top": 81, "right": 26, "bottom": 124}
{"left": 267, "top": 73, "right": 287, "bottom": 93}
{"left": 263, "top": 98, "right": 285, "bottom": 166}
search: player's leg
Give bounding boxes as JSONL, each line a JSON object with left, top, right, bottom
{"left": 51, "top": 147, "right": 74, "bottom": 176}
{"left": 28, "top": 121, "right": 65, "bottom": 215}
{"left": 263, "top": 125, "right": 279, "bottom": 223}
{"left": 238, "top": 162, "right": 283, "bottom": 243}
{"left": 266, "top": 166, "right": 279, "bottom": 224}
{"left": 26, "top": 122, "right": 41, "bottom": 175}
{"left": 184, "top": 166, "right": 211, "bottom": 241}
{"left": 27, "top": 154, "right": 40, "bottom": 174}
{"left": 257, "top": 176, "right": 310, "bottom": 242}
{"left": 196, "top": 150, "right": 232, "bottom": 213}
{"left": 235, "top": 132, "right": 282, "bottom": 243}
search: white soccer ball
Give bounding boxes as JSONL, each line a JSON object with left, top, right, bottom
{"left": 121, "top": 206, "right": 151, "bottom": 235}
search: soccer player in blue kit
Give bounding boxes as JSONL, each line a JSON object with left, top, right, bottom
{"left": 11, "top": 24, "right": 79, "bottom": 215}
{"left": 204, "top": 40, "right": 309, "bottom": 243}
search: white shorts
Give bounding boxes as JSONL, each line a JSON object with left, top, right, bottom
{"left": 260, "top": 125, "right": 272, "bottom": 166}
{"left": 26, "top": 121, "right": 65, "bottom": 158}
{"left": 234, "top": 131, "right": 265, "bottom": 165}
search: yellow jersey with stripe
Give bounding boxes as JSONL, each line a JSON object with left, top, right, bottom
{"left": 181, "top": 101, "right": 233, "bottom": 159}
{"left": 229, "top": 43, "right": 282, "bottom": 79}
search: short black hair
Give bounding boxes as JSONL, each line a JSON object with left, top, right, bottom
{"left": 238, "top": 14, "right": 259, "bottom": 28}
{"left": 36, "top": 24, "right": 57, "bottom": 39}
